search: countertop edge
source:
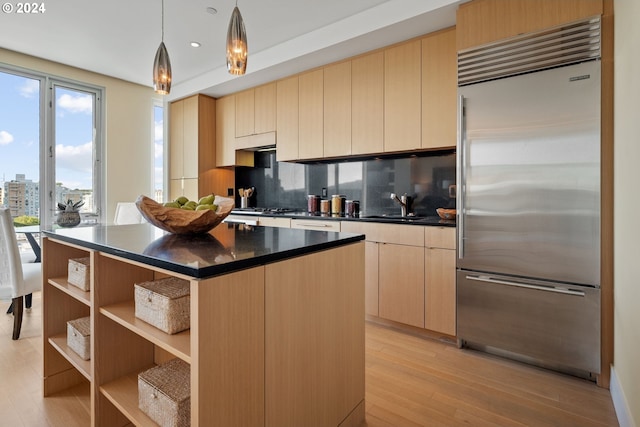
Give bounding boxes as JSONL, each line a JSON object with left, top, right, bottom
{"left": 43, "top": 230, "right": 365, "bottom": 279}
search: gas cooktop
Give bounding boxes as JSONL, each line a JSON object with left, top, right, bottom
{"left": 232, "top": 207, "right": 297, "bottom": 215}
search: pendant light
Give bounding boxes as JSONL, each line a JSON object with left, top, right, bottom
{"left": 226, "top": 1, "right": 248, "bottom": 75}
{"left": 153, "top": 0, "right": 172, "bottom": 94}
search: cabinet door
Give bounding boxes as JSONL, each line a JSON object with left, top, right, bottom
{"left": 422, "top": 28, "right": 457, "bottom": 149}
{"left": 352, "top": 51, "right": 384, "bottom": 155}
{"left": 254, "top": 83, "right": 276, "bottom": 134}
{"left": 182, "top": 95, "right": 199, "bottom": 178}
{"left": 169, "top": 100, "right": 184, "bottom": 180}
{"left": 425, "top": 247, "right": 456, "bottom": 336}
{"left": 456, "top": 0, "right": 603, "bottom": 51}
{"left": 276, "top": 76, "right": 299, "bottom": 161}
{"left": 384, "top": 40, "right": 422, "bottom": 153}
{"left": 323, "top": 61, "right": 351, "bottom": 158}
{"left": 378, "top": 243, "right": 425, "bottom": 328}
{"left": 298, "top": 69, "right": 324, "bottom": 160}
{"left": 216, "top": 95, "right": 236, "bottom": 167}
{"left": 235, "top": 89, "right": 255, "bottom": 137}
{"left": 365, "top": 241, "right": 379, "bottom": 317}
{"left": 197, "top": 94, "right": 216, "bottom": 173}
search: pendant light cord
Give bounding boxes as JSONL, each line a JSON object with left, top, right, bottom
{"left": 161, "top": 0, "right": 165, "bottom": 42}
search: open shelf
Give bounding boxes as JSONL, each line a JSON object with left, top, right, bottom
{"left": 100, "top": 369, "right": 158, "bottom": 427}
{"left": 100, "top": 300, "right": 191, "bottom": 363}
{"left": 48, "top": 334, "right": 92, "bottom": 381}
{"left": 48, "top": 277, "right": 91, "bottom": 306}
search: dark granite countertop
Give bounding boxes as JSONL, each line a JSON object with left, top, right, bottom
{"left": 42, "top": 222, "right": 364, "bottom": 279}
{"left": 229, "top": 209, "right": 456, "bottom": 227}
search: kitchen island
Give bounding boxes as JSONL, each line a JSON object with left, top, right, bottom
{"left": 41, "top": 222, "right": 365, "bottom": 427}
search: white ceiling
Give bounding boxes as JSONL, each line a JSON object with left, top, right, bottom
{"left": 0, "top": 0, "right": 463, "bottom": 100}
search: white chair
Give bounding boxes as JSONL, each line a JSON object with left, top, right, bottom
{"left": 0, "top": 208, "right": 41, "bottom": 340}
{"left": 113, "top": 202, "right": 146, "bottom": 225}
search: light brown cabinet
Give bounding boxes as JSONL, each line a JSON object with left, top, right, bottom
{"left": 323, "top": 61, "right": 352, "bottom": 158}
{"left": 384, "top": 39, "right": 422, "bottom": 152}
{"left": 298, "top": 69, "right": 324, "bottom": 160}
{"left": 216, "top": 95, "right": 236, "bottom": 167}
{"left": 352, "top": 51, "right": 384, "bottom": 156}
{"left": 216, "top": 94, "right": 253, "bottom": 168}
{"left": 235, "top": 83, "right": 277, "bottom": 149}
{"left": 168, "top": 94, "right": 216, "bottom": 201}
{"left": 342, "top": 221, "right": 457, "bottom": 333}
{"left": 379, "top": 243, "right": 425, "bottom": 328}
{"left": 276, "top": 76, "right": 299, "bottom": 162}
{"left": 456, "top": 0, "right": 603, "bottom": 51}
{"left": 422, "top": 27, "right": 457, "bottom": 149}
{"left": 424, "top": 227, "right": 456, "bottom": 336}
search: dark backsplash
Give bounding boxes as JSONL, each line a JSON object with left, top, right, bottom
{"left": 235, "top": 150, "right": 456, "bottom": 217}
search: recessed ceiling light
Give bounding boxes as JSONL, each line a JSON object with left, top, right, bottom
{"left": 191, "top": 41, "right": 201, "bottom": 48}
{"left": 206, "top": 7, "right": 217, "bottom": 14}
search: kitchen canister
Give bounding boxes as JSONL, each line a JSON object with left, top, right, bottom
{"left": 307, "top": 195, "right": 320, "bottom": 213}
{"left": 331, "top": 195, "right": 346, "bottom": 215}
{"left": 345, "top": 200, "right": 360, "bottom": 217}
{"left": 320, "top": 199, "right": 331, "bottom": 215}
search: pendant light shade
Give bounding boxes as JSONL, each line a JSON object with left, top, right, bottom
{"left": 153, "top": 0, "right": 172, "bottom": 94}
{"left": 226, "top": 5, "right": 248, "bottom": 75}
{"left": 153, "top": 42, "right": 172, "bottom": 94}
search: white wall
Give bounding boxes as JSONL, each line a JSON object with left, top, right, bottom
{"left": 613, "top": 0, "right": 640, "bottom": 426}
{"left": 0, "top": 47, "right": 162, "bottom": 223}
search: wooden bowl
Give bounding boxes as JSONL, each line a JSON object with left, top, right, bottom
{"left": 135, "top": 195, "right": 235, "bottom": 234}
{"left": 436, "top": 208, "right": 456, "bottom": 220}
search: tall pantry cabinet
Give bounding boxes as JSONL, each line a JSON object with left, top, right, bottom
{"left": 168, "top": 94, "right": 216, "bottom": 202}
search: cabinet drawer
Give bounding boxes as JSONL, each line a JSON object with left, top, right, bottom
{"left": 291, "top": 219, "right": 340, "bottom": 232}
{"left": 425, "top": 226, "right": 456, "bottom": 249}
{"left": 342, "top": 222, "right": 424, "bottom": 246}
{"left": 258, "top": 217, "right": 291, "bottom": 228}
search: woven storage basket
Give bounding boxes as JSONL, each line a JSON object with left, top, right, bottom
{"left": 67, "top": 316, "right": 90, "bottom": 360}
{"left": 68, "top": 257, "right": 91, "bottom": 291}
{"left": 138, "top": 358, "right": 191, "bottom": 427}
{"left": 134, "top": 277, "right": 190, "bottom": 334}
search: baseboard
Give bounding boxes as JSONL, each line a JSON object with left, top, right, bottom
{"left": 610, "top": 365, "right": 637, "bottom": 427}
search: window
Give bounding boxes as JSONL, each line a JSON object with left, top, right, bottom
{"left": 0, "top": 64, "right": 105, "bottom": 227}
{"left": 153, "top": 103, "right": 164, "bottom": 202}
{"left": 0, "top": 69, "right": 42, "bottom": 220}
{"left": 47, "top": 81, "right": 103, "bottom": 226}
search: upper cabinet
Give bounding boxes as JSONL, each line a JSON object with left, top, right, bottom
{"left": 352, "top": 52, "right": 384, "bottom": 156}
{"left": 216, "top": 95, "right": 254, "bottom": 168}
{"left": 422, "top": 27, "right": 457, "bottom": 149}
{"left": 456, "top": 0, "right": 603, "bottom": 51}
{"left": 323, "top": 61, "right": 352, "bottom": 158}
{"left": 298, "top": 69, "right": 324, "bottom": 160}
{"left": 168, "top": 94, "right": 216, "bottom": 201}
{"left": 254, "top": 83, "right": 277, "bottom": 134}
{"left": 276, "top": 75, "right": 299, "bottom": 162}
{"left": 384, "top": 39, "right": 422, "bottom": 153}
{"left": 235, "top": 83, "right": 277, "bottom": 150}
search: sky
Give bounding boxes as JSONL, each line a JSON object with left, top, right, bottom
{"left": 0, "top": 70, "right": 164, "bottom": 193}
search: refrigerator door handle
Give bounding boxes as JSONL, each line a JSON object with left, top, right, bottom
{"left": 466, "top": 275, "right": 586, "bottom": 297}
{"left": 457, "top": 94, "right": 465, "bottom": 259}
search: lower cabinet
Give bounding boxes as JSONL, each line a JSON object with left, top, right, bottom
{"left": 425, "top": 246, "right": 456, "bottom": 335}
{"left": 378, "top": 243, "right": 425, "bottom": 328}
{"left": 342, "top": 221, "right": 457, "bottom": 334}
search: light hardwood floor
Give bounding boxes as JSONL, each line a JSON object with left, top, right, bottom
{"left": 1, "top": 293, "right": 618, "bottom": 427}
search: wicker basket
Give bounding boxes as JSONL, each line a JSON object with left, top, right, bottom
{"left": 138, "top": 358, "right": 191, "bottom": 427}
{"left": 68, "top": 257, "right": 91, "bottom": 291}
{"left": 134, "top": 277, "right": 190, "bottom": 334}
{"left": 67, "top": 316, "right": 90, "bottom": 360}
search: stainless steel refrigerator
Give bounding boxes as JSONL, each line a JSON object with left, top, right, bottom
{"left": 456, "top": 18, "right": 602, "bottom": 378}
